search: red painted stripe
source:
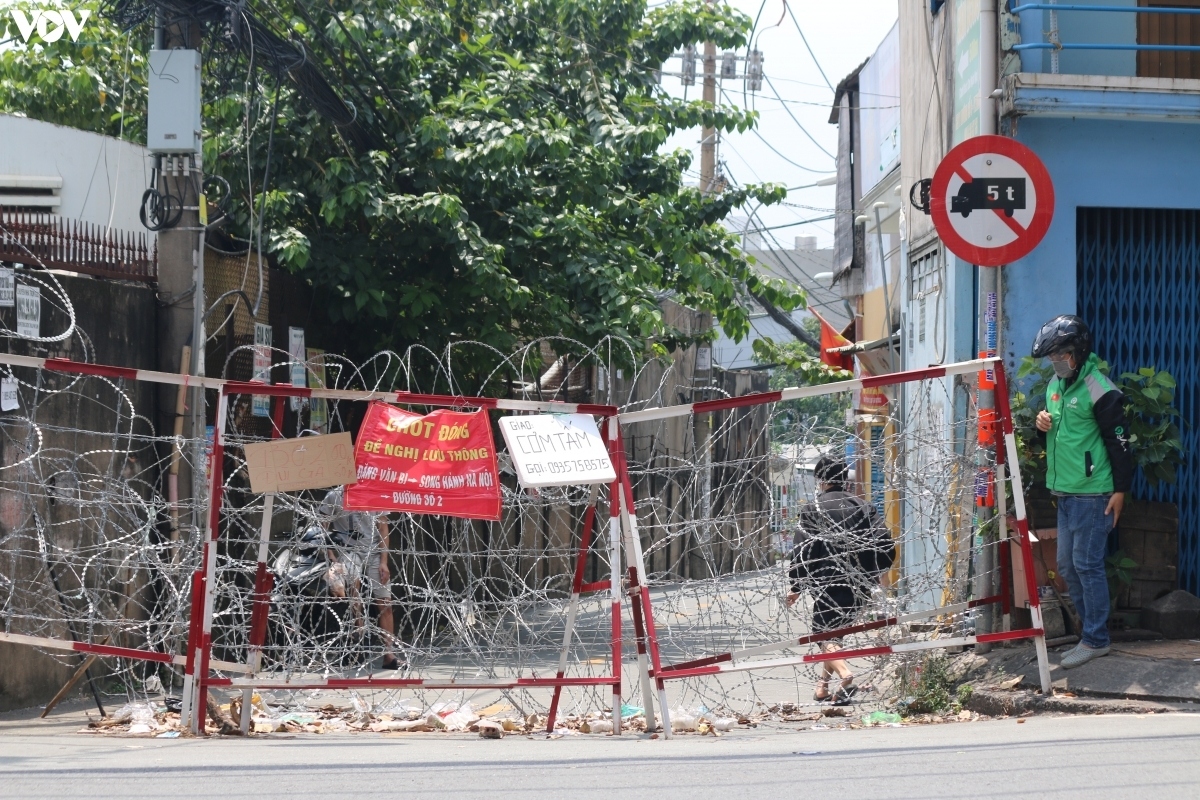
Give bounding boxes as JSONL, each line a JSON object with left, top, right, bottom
{"left": 653, "top": 664, "right": 722, "bottom": 680}
{"left": 861, "top": 365, "right": 947, "bottom": 389}
{"left": 628, "top": 570, "right": 648, "bottom": 656}
{"left": 694, "top": 390, "right": 784, "bottom": 415}
{"left": 638, "top": 585, "right": 664, "bottom": 669}
{"left": 70, "top": 640, "right": 174, "bottom": 663}
{"left": 611, "top": 600, "right": 622, "bottom": 696}
{"left": 992, "top": 361, "right": 1017, "bottom": 436}
{"left": 804, "top": 644, "right": 894, "bottom": 663}
{"left": 247, "top": 565, "right": 273, "bottom": 649}
{"left": 657, "top": 653, "right": 733, "bottom": 673}
{"left": 545, "top": 670, "right": 567, "bottom": 732}
{"left": 977, "top": 628, "right": 1043, "bottom": 644}
{"left": 392, "top": 391, "right": 498, "bottom": 409}
{"left": 968, "top": 593, "right": 1004, "bottom": 609}
{"left": 43, "top": 358, "right": 138, "bottom": 381}
{"left": 580, "top": 580, "right": 611, "bottom": 594}
{"left": 223, "top": 381, "right": 312, "bottom": 398}
{"left": 516, "top": 677, "right": 621, "bottom": 687}
{"left": 184, "top": 568, "right": 204, "bottom": 675}
{"left": 574, "top": 404, "right": 619, "bottom": 416}
{"left": 570, "top": 504, "right": 598, "bottom": 594}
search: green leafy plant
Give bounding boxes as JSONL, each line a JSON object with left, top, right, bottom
{"left": 1010, "top": 357, "right": 1183, "bottom": 491}
{"left": 1012, "top": 357, "right": 1054, "bottom": 490}
{"left": 901, "top": 654, "right": 955, "bottom": 715}
{"left": 1105, "top": 550, "right": 1138, "bottom": 611}
{"left": 1118, "top": 367, "right": 1184, "bottom": 487}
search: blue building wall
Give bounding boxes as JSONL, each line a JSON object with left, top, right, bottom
{"left": 1003, "top": 115, "right": 1200, "bottom": 593}
{"left": 1017, "top": 0, "right": 1136, "bottom": 76}
{"left": 1004, "top": 117, "right": 1200, "bottom": 371}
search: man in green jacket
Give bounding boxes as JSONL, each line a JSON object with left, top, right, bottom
{"left": 1031, "top": 315, "right": 1133, "bottom": 669}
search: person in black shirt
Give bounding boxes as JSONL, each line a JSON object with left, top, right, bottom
{"left": 786, "top": 456, "right": 895, "bottom": 704}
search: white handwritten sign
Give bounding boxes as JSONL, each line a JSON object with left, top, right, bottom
{"left": 497, "top": 414, "right": 615, "bottom": 488}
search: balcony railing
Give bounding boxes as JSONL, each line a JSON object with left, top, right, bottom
{"left": 1009, "top": 2, "right": 1200, "bottom": 77}
{"left": 0, "top": 209, "right": 157, "bottom": 283}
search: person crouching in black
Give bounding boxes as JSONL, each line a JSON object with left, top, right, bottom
{"left": 786, "top": 456, "right": 896, "bottom": 704}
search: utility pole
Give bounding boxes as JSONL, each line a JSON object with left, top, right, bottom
{"left": 152, "top": 15, "right": 206, "bottom": 520}
{"left": 975, "top": 0, "right": 999, "bottom": 651}
{"left": 700, "top": 37, "right": 717, "bottom": 194}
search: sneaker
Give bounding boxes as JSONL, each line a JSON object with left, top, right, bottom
{"left": 1059, "top": 641, "right": 1084, "bottom": 658}
{"left": 1060, "top": 644, "right": 1110, "bottom": 669}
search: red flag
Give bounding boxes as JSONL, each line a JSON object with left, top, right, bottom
{"left": 811, "top": 309, "right": 854, "bottom": 372}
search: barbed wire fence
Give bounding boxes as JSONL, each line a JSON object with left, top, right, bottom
{"left": 0, "top": 334, "right": 1046, "bottom": 733}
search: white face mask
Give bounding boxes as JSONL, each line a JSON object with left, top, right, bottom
{"left": 1050, "top": 357, "right": 1075, "bottom": 378}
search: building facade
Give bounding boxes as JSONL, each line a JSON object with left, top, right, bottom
{"left": 900, "top": 2, "right": 1200, "bottom": 594}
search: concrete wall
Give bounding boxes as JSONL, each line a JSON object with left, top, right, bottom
{"left": 0, "top": 273, "right": 158, "bottom": 711}
{"left": 1003, "top": 116, "right": 1200, "bottom": 371}
{"left": 0, "top": 114, "right": 154, "bottom": 233}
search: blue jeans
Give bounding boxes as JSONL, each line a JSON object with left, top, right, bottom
{"left": 1056, "top": 494, "right": 1114, "bottom": 649}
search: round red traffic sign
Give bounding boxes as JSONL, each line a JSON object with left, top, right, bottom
{"left": 930, "top": 135, "right": 1054, "bottom": 267}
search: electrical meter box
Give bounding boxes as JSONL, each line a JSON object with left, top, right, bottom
{"left": 147, "top": 49, "right": 201, "bottom": 153}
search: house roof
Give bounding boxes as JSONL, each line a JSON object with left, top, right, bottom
{"left": 828, "top": 58, "right": 869, "bottom": 124}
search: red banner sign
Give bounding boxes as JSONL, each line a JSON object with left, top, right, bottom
{"left": 344, "top": 403, "right": 501, "bottom": 521}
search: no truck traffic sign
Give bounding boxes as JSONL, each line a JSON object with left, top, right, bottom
{"left": 930, "top": 135, "right": 1055, "bottom": 267}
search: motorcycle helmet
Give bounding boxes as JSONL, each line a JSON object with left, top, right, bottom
{"left": 1031, "top": 314, "right": 1092, "bottom": 375}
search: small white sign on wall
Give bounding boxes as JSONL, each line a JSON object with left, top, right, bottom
{"left": 1, "top": 377, "right": 18, "bottom": 411}
{"left": 497, "top": 414, "right": 616, "bottom": 488}
{"left": 252, "top": 322, "right": 272, "bottom": 417}
{"left": 16, "top": 284, "right": 39, "bottom": 338}
{"left": 0, "top": 268, "right": 14, "bottom": 307}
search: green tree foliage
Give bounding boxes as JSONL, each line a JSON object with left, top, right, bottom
{"left": 0, "top": 2, "right": 146, "bottom": 140}
{"left": 2, "top": 0, "right": 803, "bottom": 382}
{"left": 758, "top": 317, "right": 851, "bottom": 436}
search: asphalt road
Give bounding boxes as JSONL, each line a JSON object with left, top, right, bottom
{"left": 3, "top": 712, "right": 1199, "bottom": 799}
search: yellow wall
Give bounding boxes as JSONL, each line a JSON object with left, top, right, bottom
{"left": 862, "top": 286, "right": 891, "bottom": 343}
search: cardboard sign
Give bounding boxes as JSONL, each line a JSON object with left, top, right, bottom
{"left": 345, "top": 403, "right": 501, "bottom": 520}
{"left": 243, "top": 432, "right": 357, "bottom": 494}
{"left": 497, "top": 414, "right": 615, "bottom": 488}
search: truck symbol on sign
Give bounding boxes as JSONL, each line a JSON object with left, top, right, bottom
{"left": 951, "top": 178, "right": 1026, "bottom": 217}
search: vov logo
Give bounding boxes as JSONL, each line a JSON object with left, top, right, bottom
{"left": 9, "top": 6, "right": 93, "bottom": 43}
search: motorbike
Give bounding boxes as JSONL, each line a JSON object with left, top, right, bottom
{"left": 265, "top": 524, "right": 377, "bottom": 669}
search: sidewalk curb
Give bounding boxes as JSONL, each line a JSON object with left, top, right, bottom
{"left": 965, "top": 687, "right": 1177, "bottom": 718}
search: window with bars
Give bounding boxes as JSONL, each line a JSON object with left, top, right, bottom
{"left": 909, "top": 247, "right": 941, "bottom": 346}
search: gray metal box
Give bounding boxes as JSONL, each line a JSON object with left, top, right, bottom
{"left": 147, "top": 49, "right": 201, "bottom": 153}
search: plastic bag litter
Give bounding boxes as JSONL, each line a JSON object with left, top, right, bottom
{"left": 112, "top": 702, "right": 158, "bottom": 733}
{"left": 711, "top": 718, "right": 738, "bottom": 732}
{"left": 861, "top": 711, "right": 903, "bottom": 727}
{"left": 620, "top": 704, "right": 644, "bottom": 719}
{"left": 581, "top": 718, "right": 614, "bottom": 734}
{"left": 669, "top": 708, "right": 706, "bottom": 732}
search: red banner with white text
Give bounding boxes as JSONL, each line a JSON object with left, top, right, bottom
{"left": 344, "top": 403, "right": 501, "bottom": 521}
